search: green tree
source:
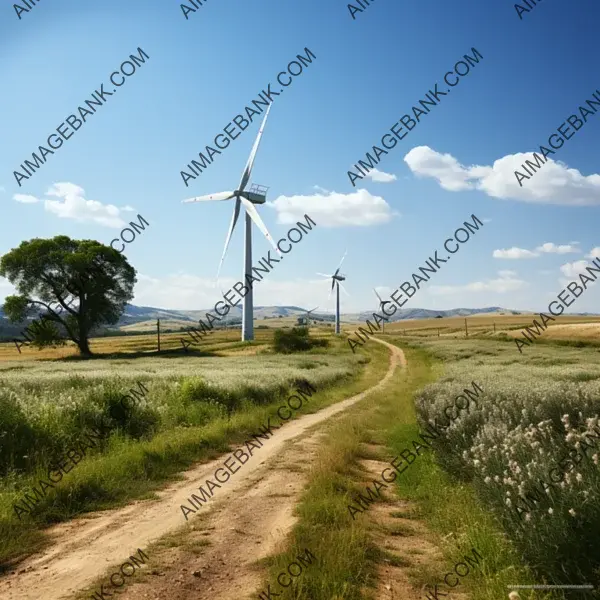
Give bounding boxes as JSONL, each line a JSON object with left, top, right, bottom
{"left": 0, "top": 236, "right": 136, "bottom": 357}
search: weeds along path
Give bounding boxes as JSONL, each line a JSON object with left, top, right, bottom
{"left": 0, "top": 340, "right": 405, "bottom": 600}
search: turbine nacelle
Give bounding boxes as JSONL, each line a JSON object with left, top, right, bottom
{"left": 237, "top": 183, "right": 269, "bottom": 204}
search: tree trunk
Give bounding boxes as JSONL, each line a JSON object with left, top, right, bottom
{"left": 77, "top": 336, "right": 93, "bottom": 357}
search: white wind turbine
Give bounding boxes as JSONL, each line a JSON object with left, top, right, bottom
{"left": 298, "top": 306, "right": 319, "bottom": 326}
{"left": 373, "top": 288, "right": 391, "bottom": 334}
{"left": 317, "top": 251, "right": 348, "bottom": 335}
{"left": 182, "top": 103, "right": 279, "bottom": 341}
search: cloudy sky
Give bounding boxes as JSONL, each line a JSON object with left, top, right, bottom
{"left": 1, "top": 0, "right": 599, "bottom": 314}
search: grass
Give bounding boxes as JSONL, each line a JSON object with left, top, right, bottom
{"left": 399, "top": 335, "right": 600, "bottom": 594}
{"left": 259, "top": 341, "right": 558, "bottom": 600}
{"left": 0, "top": 331, "right": 383, "bottom": 570}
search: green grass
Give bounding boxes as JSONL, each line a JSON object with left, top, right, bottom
{"left": 259, "top": 341, "right": 556, "bottom": 600}
{"left": 402, "top": 335, "right": 600, "bottom": 591}
{"left": 0, "top": 337, "right": 381, "bottom": 570}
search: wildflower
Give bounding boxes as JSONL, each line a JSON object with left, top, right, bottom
{"left": 593, "top": 454, "right": 599, "bottom": 465}
{"left": 548, "top": 508, "right": 553, "bottom": 515}
{"left": 569, "top": 508, "right": 576, "bottom": 517}
{"left": 576, "top": 473, "right": 583, "bottom": 483}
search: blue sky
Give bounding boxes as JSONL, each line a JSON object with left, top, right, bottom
{"left": 2, "top": 0, "right": 600, "bottom": 314}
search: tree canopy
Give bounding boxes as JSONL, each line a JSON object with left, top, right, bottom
{"left": 0, "top": 236, "right": 136, "bottom": 356}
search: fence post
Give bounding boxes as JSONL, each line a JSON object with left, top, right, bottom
{"left": 157, "top": 318, "right": 161, "bottom": 352}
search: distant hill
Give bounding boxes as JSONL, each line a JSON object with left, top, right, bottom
{"left": 353, "top": 306, "right": 514, "bottom": 322}
{"left": 1, "top": 303, "right": 598, "bottom": 341}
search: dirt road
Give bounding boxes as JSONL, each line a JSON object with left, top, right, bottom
{"left": 0, "top": 339, "right": 405, "bottom": 600}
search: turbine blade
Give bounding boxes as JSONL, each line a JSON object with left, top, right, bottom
{"left": 331, "top": 278, "right": 335, "bottom": 292}
{"left": 339, "top": 282, "right": 350, "bottom": 297}
{"left": 309, "top": 306, "right": 319, "bottom": 314}
{"left": 238, "top": 103, "right": 272, "bottom": 192}
{"left": 239, "top": 196, "right": 280, "bottom": 255}
{"left": 333, "top": 249, "right": 347, "bottom": 276}
{"left": 316, "top": 272, "right": 331, "bottom": 278}
{"left": 373, "top": 287, "right": 384, "bottom": 303}
{"left": 182, "top": 191, "right": 235, "bottom": 203}
{"left": 217, "top": 197, "right": 242, "bottom": 280}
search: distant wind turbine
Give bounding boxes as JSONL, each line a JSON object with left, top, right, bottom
{"left": 317, "top": 251, "right": 348, "bottom": 335}
{"left": 182, "top": 103, "right": 279, "bottom": 341}
{"left": 373, "top": 288, "right": 391, "bottom": 333}
{"left": 298, "top": 306, "right": 319, "bottom": 326}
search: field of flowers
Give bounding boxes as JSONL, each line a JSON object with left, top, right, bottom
{"left": 403, "top": 336, "right": 600, "bottom": 588}
{"left": 0, "top": 352, "right": 361, "bottom": 479}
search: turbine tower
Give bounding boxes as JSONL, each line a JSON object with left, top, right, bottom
{"left": 182, "top": 103, "right": 279, "bottom": 341}
{"left": 373, "top": 288, "right": 390, "bottom": 334}
{"left": 317, "top": 251, "right": 348, "bottom": 335}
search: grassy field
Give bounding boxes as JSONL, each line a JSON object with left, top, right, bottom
{"left": 0, "top": 323, "right": 338, "bottom": 360}
{"left": 4, "top": 313, "right": 600, "bottom": 362}
{"left": 3, "top": 315, "right": 600, "bottom": 594}
{"left": 0, "top": 328, "right": 379, "bottom": 570}
{"left": 263, "top": 332, "right": 600, "bottom": 599}
{"left": 376, "top": 313, "right": 600, "bottom": 340}
{"left": 401, "top": 335, "right": 600, "bottom": 591}
{"left": 263, "top": 342, "right": 548, "bottom": 600}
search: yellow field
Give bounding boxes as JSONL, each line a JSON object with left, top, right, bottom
{"left": 0, "top": 324, "right": 335, "bottom": 361}
{"left": 4, "top": 312, "right": 600, "bottom": 361}
{"left": 343, "top": 313, "right": 600, "bottom": 340}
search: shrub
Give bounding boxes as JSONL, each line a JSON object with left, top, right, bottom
{"left": 101, "top": 387, "right": 159, "bottom": 440}
{"left": 0, "top": 391, "right": 40, "bottom": 475}
{"left": 273, "top": 327, "right": 329, "bottom": 354}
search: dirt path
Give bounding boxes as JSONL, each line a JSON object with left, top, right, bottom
{"left": 0, "top": 339, "right": 405, "bottom": 600}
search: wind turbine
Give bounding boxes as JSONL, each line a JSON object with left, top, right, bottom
{"left": 373, "top": 288, "right": 391, "bottom": 334}
{"left": 182, "top": 103, "right": 279, "bottom": 341}
{"left": 317, "top": 251, "right": 348, "bottom": 335}
{"left": 298, "top": 306, "right": 319, "bottom": 326}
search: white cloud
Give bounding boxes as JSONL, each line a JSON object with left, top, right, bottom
{"left": 268, "top": 188, "right": 398, "bottom": 227}
{"left": 586, "top": 247, "right": 600, "bottom": 259}
{"left": 493, "top": 247, "right": 539, "bottom": 259}
{"left": 13, "top": 194, "right": 40, "bottom": 204}
{"left": 0, "top": 186, "right": 6, "bottom": 193}
{"left": 132, "top": 272, "right": 355, "bottom": 311}
{"left": 43, "top": 183, "right": 128, "bottom": 228}
{"left": 404, "top": 146, "right": 600, "bottom": 205}
{"left": 498, "top": 270, "right": 517, "bottom": 278}
{"left": 429, "top": 271, "right": 527, "bottom": 296}
{"left": 404, "top": 146, "right": 492, "bottom": 192}
{"left": 560, "top": 260, "right": 590, "bottom": 278}
{"left": 535, "top": 242, "right": 579, "bottom": 254}
{"left": 364, "top": 168, "right": 397, "bottom": 183}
